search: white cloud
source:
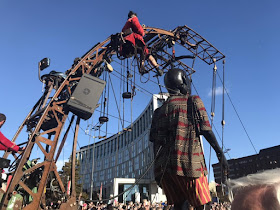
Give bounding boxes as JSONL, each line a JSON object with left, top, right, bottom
{"left": 208, "top": 86, "right": 228, "bottom": 97}
{"left": 56, "top": 159, "right": 67, "bottom": 171}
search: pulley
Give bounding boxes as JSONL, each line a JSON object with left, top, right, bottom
{"left": 122, "top": 68, "right": 133, "bottom": 99}
{"left": 99, "top": 116, "right": 109, "bottom": 124}
{"left": 122, "top": 92, "right": 132, "bottom": 99}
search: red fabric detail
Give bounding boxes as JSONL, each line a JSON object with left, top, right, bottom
{"left": 198, "top": 107, "right": 206, "bottom": 111}
{"left": 203, "top": 121, "right": 211, "bottom": 127}
{"left": 160, "top": 172, "right": 211, "bottom": 207}
{"left": 159, "top": 108, "right": 187, "bottom": 118}
{"left": 195, "top": 167, "right": 208, "bottom": 171}
{"left": 122, "top": 16, "right": 144, "bottom": 36}
{"left": 122, "top": 16, "right": 149, "bottom": 55}
{"left": 0, "top": 131, "right": 19, "bottom": 152}
{"left": 175, "top": 135, "right": 195, "bottom": 141}
{"left": 176, "top": 151, "right": 189, "bottom": 156}
{"left": 193, "top": 152, "right": 204, "bottom": 156}
{"left": 192, "top": 95, "right": 200, "bottom": 99}
{"left": 175, "top": 150, "right": 203, "bottom": 156}
{"left": 196, "top": 174, "right": 211, "bottom": 204}
{"left": 168, "top": 98, "right": 188, "bottom": 103}
{"left": 177, "top": 121, "right": 192, "bottom": 127}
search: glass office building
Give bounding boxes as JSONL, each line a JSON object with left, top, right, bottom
{"left": 76, "top": 94, "right": 168, "bottom": 203}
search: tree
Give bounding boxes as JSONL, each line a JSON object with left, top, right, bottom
{"left": 59, "top": 158, "right": 89, "bottom": 200}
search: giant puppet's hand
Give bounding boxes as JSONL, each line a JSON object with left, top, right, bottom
{"left": 217, "top": 151, "right": 229, "bottom": 182}
{"left": 201, "top": 129, "right": 229, "bottom": 181}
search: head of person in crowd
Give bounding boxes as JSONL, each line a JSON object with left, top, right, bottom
{"left": 0, "top": 113, "right": 6, "bottom": 128}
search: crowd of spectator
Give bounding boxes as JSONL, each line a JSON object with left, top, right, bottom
{"left": 77, "top": 199, "right": 231, "bottom": 210}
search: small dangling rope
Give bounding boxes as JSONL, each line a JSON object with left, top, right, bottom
{"left": 221, "top": 59, "right": 226, "bottom": 196}
{"left": 208, "top": 58, "right": 217, "bottom": 183}
{"left": 105, "top": 70, "right": 110, "bottom": 135}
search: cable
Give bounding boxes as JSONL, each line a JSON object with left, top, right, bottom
{"left": 216, "top": 71, "right": 258, "bottom": 154}
{"left": 108, "top": 74, "right": 124, "bottom": 128}
{"left": 192, "top": 77, "right": 232, "bottom": 159}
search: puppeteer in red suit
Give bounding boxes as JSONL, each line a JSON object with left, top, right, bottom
{"left": 122, "top": 11, "right": 163, "bottom": 76}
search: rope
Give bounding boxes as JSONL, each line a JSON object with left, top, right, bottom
{"left": 191, "top": 83, "right": 231, "bottom": 159}
{"left": 108, "top": 74, "right": 124, "bottom": 128}
{"left": 216, "top": 71, "right": 258, "bottom": 154}
{"left": 208, "top": 59, "right": 217, "bottom": 183}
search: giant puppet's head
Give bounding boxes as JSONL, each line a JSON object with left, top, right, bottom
{"left": 164, "top": 68, "right": 191, "bottom": 95}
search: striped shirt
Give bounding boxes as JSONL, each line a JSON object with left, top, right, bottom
{"left": 150, "top": 95, "right": 211, "bottom": 179}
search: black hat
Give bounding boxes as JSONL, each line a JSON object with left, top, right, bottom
{"left": 128, "top": 11, "right": 137, "bottom": 18}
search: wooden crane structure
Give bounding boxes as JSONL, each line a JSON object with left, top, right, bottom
{"left": 0, "top": 25, "right": 225, "bottom": 209}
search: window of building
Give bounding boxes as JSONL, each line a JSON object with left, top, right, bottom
{"left": 128, "top": 130, "right": 131, "bottom": 143}
{"left": 132, "top": 144, "right": 136, "bottom": 157}
{"left": 122, "top": 163, "right": 126, "bottom": 175}
{"left": 135, "top": 156, "right": 139, "bottom": 170}
{"left": 114, "top": 139, "right": 117, "bottom": 152}
{"left": 107, "top": 168, "right": 112, "bottom": 179}
{"left": 137, "top": 121, "right": 140, "bottom": 137}
{"left": 100, "top": 145, "right": 103, "bottom": 157}
{"left": 140, "top": 117, "right": 143, "bottom": 134}
{"left": 118, "top": 152, "right": 122, "bottom": 164}
{"left": 107, "top": 142, "right": 110, "bottom": 154}
{"left": 99, "top": 170, "right": 104, "bottom": 180}
{"left": 129, "top": 160, "right": 132, "bottom": 173}
{"left": 111, "top": 140, "right": 114, "bottom": 153}
{"left": 138, "top": 139, "right": 142, "bottom": 152}
{"left": 105, "top": 158, "right": 109, "bottom": 168}
{"left": 89, "top": 148, "right": 93, "bottom": 161}
{"left": 117, "top": 137, "right": 120, "bottom": 150}
{"left": 116, "top": 166, "right": 119, "bottom": 177}
{"left": 97, "top": 160, "right": 101, "bottom": 170}
{"left": 111, "top": 155, "right": 115, "bottom": 167}
{"left": 104, "top": 143, "right": 106, "bottom": 156}
{"left": 123, "top": 132, "right": 127, "bottom": 146}
{"left": 133, "top": 123, "right": 136, "bottom": 140}
{"left": 143, "top": 135, "right": 147, "bottom": 148}
{"left": 119, "top": 134, "right": 123, "bottom": 149}
{"left": 124, "top": 150, "right": 129, "bottom": 161}
{"left": 143, "top": 114, "right": 146, "bottom": 130}
{"left": 93, "top": 173, "right": 97, "bottom": 182}
{"left": 140, "top": 152, "right": 144, "bottom": 167}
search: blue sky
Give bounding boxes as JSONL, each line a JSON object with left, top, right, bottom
{"left": 0, "top": 0, "right": 280, "bottom": 181}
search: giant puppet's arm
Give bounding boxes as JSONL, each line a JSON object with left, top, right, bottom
{"left": 192, "top": 96, "right": 229, "bottom": 171}
{"left": 201, "top": 130, "right": 228, "bottom": 169}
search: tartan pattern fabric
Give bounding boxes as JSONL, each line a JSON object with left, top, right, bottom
{"left": 160, "top": 172, "right": 211, "bottom": 207}
{"left": 150, "top": 95, "right": 211, "bottom": 180}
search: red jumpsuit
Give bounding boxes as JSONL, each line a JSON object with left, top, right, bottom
{"left": 122, "top": 16, "right": 149, "bottom": 56}
{"left": 0, "top": 131, "right": 19, "bottom": 152}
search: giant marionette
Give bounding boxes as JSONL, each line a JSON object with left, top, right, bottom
{"left": 150, "top": 68, "right": 229, "bottom": 210}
